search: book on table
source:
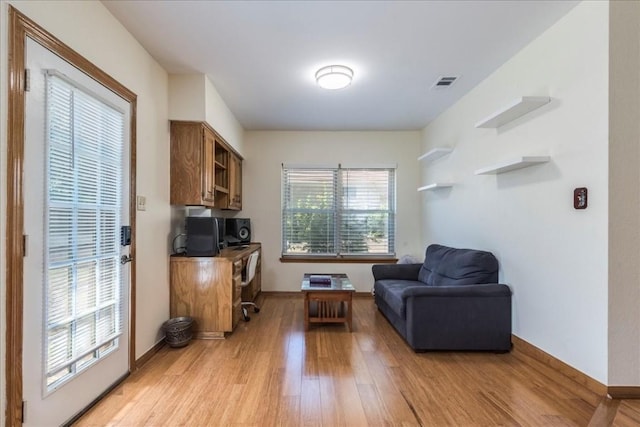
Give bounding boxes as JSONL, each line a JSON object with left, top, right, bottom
{"left": 309, "top": 275, "right": 332, "bottom": 286}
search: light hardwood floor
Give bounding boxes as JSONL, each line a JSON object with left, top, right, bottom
{"left": 75, "top": 295, "right": 621, "bottom": 426}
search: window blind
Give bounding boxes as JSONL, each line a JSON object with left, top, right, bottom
{"left": 282, "top": 166, "right": 395, "bottom": 257}
{"left": 45, "top": 74, "right": 124, "bottom": 390}
{"left": 339, "top": 168, "right": 395, "bottom": 255}
{"left": 282, "top": 168, "right": 337, "bottom": 255}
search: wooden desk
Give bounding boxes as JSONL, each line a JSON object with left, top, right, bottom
{"left": 170, "top": 243, "right": 261, "bottom": 338}
{"left": 301, "top": 273, "right": 355, "bottom": 332}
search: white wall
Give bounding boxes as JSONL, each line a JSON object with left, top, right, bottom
{"left": 608, "top": 0, "right": 640, "bottom": 387}
{"left": 168, "top": 73, "right": 244, "bottom": 154}
{"left": 0, "top": 0, "right": 171, "bottom": 373}
{"left": 420, "top": 1, "right": 608, "bottom": 383}
{"left": 168, "top": 74, "right": 206, "bottom": 122}
{"left": 204, "top": 75, "right": 244, "bottom": 154}
{"left": 242, "top": 131, "right": 423, "bottom": 293}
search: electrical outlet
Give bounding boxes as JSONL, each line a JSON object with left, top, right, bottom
{"left": 136, "top": 195, "right": 147, "bottom": 211}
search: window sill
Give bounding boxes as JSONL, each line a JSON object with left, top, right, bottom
{"left": 280, "top": 256, "right": 398, "bottom": 264}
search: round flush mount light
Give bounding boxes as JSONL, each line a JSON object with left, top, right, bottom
{"left": 315, "top": 65, "right": 354, "bottom": 90}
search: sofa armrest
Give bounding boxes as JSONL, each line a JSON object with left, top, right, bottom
{"left": 372, "top": 263, "right": 422, "bottom": 281}
{"left": 401, "top": 283, "right": 511, "bottom": 298}
{"left": 403, "top": 283, "right": 512, "bottom": 351}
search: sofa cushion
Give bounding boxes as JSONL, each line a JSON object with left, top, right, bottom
{"left": 418, "top": 244, "right": 498, "bottom": 286}
{"left": 374, "top": 280, "right": 423, "bottom": 318}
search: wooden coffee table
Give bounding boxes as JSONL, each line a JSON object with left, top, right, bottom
{"left": 301, "top": 273, "right": 355, "bottom": 331}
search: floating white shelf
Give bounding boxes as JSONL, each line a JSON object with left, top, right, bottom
{"left": 475, "top": 156, "right": 550, "bottom": 175}
{"left": 417, "top": 183, "right": 454, "bottom": 192}
{"left": 418, "top": 147, "right": 453, "bottom": 163}
{"left": 475, "top": 96, "right": 551, "bottom": 128}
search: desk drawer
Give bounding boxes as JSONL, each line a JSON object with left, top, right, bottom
{"left": 232, "top": 298, "right": 241, "bottom": 328}
{"left": 233, "top": 260, "right": 242, "bottom": 275}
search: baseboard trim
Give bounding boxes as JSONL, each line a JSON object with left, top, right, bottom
{"left": 354, "top": 292, "right": 374, "bottom": 298}
{"left": 511, "top": 335, "right": 607, "bottom": 396}
{"left": 607, "top": 386, "right": 640, "bottom": 399}
{"left": 135, "top": 339, "right": 165, "bottom": 370}
{"left": 260, "top": 291, "right": 301, "bottom": 297}
{"left": 260, "top": 291, "right": 373, "bottom": 298}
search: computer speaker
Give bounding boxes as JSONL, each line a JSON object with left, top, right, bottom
{"left": 225, "top": 218, "right": 251, "bottom": 245}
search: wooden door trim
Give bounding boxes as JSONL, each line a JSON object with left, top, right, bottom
{"left": 6, "top": 7, "right": 138, "bottom": 426}
{"left": 6, "top": 7, "right": 26, "bottom": 426}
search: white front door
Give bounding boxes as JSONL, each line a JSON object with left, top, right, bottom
{"left": 22, "top": 37, "right": 131, "bottom": 426}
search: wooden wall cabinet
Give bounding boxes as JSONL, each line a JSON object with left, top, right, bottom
{"left": 170, "top": 121, "right": 216, "bottom": 206}
{"left": 170, "top": 244, "right": 261, "bottom": 338}
{"left": 214, "top": 140, "right": 229, "bottom": 207}
{"left": 228, "top": 152, "right": 242, "bottom": 210}
{"left": 170, "top": 120, "right": 243, "bottom": 209}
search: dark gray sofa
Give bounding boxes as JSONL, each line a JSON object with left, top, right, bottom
{"left": 373, "top": 244, "right": 512, "bottom": 351}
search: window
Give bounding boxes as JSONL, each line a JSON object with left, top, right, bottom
{"left": 45, "top": 73, "right": 124, "bottom": 390}
{"left": 282, "top": 165, "right": 396, "bottom": 259}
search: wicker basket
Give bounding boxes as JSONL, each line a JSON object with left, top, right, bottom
{"left": 162, "top": 316, "right": 194, "bottom": 348}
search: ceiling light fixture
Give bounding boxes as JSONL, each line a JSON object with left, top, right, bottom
{"left": 315, "top": 65, "right": 354, "bottom": 90}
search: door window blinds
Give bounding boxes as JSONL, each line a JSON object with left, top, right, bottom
{"left": 45, "top": 73, "right": 124, "bottom": 390}
{"left": 282, "top": 166, "right": 395, "bottom": 257}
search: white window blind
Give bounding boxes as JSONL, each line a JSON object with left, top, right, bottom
{"left": 282, "top": 166, "right": 395, "bottom": 257}
{"left": 339, "top": 168, "right": 395, "bottom": 255}
{"left": 45, "top": 73, "right": 124, "bottom": 390}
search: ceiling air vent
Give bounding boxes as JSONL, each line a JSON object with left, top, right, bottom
{"left": 431, "top": 76, "right": 459, "bottom": 90}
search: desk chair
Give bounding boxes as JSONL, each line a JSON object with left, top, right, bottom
{"left": 241, "top": 251, "right": 260, "bottom": 321}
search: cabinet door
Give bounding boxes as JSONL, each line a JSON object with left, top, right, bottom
{"left": 214, "top": 140, "right": 230, "bottom": 207}
{"left": 202, "top": 128, "right": 216, "bottom": 205}
{"left": 228, "top": 153, "right": 242, "bottom": 210}
{"left": 170, "top": 257, "right": 235, "bottom": 337}
{"left": 170, "top": 121, "right": 216, "bottom": 207}
{"left": 170, "top": 122, "right": 206, "bottom": 205}
{"left": 232, "top": 260, "right": 242, "bottom": 328}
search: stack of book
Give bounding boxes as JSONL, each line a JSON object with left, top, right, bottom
{"left": 309, "top": 275, "right": 332, "bottom": 286}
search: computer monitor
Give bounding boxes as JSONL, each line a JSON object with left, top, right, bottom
{"left": 185, "top": 217, "right": 220, "bottom": 257}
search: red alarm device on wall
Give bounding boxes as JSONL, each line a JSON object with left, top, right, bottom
{"left": 574, "top": 187, "right": 588, "bottom": 209}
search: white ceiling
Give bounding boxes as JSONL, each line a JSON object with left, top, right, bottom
{"left": 102, "top": 0, "right": 579, "bottom": 131}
